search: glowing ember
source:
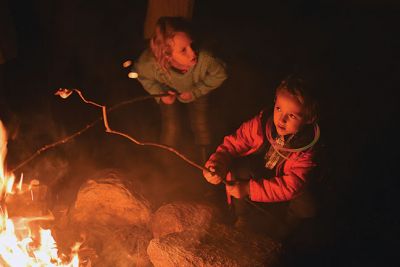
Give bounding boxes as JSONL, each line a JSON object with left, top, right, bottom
{"left": 0, "top": 120, "right": 81, "bottom": 266}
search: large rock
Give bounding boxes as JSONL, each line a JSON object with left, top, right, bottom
{"left": 70, "top": 169, "right": 151, "bottom": 227}
{"left": 87, "top": 225, "right": 153, "bottom": 267}
{"left": 56, "top": 169, "right": 154, "bottom": 266}
{"left": 150, "top": 201, "right": 214, "bottom": 238}
{"left": 147, "top": 223, "right": 281, "bottom": 267}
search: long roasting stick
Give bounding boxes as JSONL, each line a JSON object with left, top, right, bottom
{"left": 13, "top": 88, "right": 269, "bottom": 214}
{"left": 10, "top": 92, "right": 167, "bottom": 173}
{"left": 73, "top": 89, "right": 208, "bottom": 172}
{"left": 12, "top": 89, "right": 238, "bottom": 185}
{"left": 64, "top": 89, "right": 269, "bottom": 215}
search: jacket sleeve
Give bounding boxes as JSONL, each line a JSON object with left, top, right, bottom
{"left": 135, "top": 51, "right": 170, "bottom": 97}
{"left": 248, "top": 150, "right": 316, "bottom": 202}
{"left": 191, "top": 54, "right": 227, "bottom": 99}
{"left": 208, "top": 112, "right": 265, "bottom": 168}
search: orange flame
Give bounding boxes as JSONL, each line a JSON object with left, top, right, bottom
{"left": 0, "top": 120, "right": 81, "bottom": 266}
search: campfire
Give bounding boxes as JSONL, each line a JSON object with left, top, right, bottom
{"left": 0, "top": 120, "right": 81, "bottom": 267}
{"left": 0, "top": 90, "right": 282, "bottom": 266}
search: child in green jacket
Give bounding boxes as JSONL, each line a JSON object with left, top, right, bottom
{"left": 135, "top": 16, "right": 227, "bottom": 163}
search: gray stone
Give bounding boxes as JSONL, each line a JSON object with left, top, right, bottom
{"left": 147, "top": 223, "right": 281, "bottom": 267}
{"left": 150, "top": 201, "right": 214, "bottom": 238}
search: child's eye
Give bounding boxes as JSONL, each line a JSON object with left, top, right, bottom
{"left": 275, "top": 107, "right": 281, "bottom": 112}
{"left": 289, "top": 114, "right": 297, "bottom": 120}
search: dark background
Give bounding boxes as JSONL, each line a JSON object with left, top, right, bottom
{"left": 0, "top": 0, "right": 398, "bottom": 266}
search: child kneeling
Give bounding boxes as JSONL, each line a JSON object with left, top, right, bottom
{"left": 203, "top": 74, "right": 321, "bottom": 240}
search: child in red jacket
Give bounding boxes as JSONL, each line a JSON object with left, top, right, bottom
{"left": 203, "top": 74, "right": 321, "bottom": 239}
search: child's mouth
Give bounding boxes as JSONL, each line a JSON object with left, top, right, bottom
{"left": 277, "top": 125, "right": 286, "bottom": 131}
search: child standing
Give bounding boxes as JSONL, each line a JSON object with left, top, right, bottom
{"left": 203, "top": 74, "right": 321, "bottom": 239}
{"left": 134, "top": 16, "right": 227, "bottom": 163}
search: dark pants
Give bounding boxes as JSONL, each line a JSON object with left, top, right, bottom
{"left": 229, "top": 156, "right": 317, "bottom": 239}
{"left": 159, "top": 95, "right": 211, "bottom": 148}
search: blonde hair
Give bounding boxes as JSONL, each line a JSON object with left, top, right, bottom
{"left": 150, "top": 16, "right": 193, "bottom": 73}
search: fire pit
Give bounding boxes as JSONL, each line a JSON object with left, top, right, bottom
{"left": 0, "top": 89, "right": 283, "bottom": 266}
{"left": 0, "top": 120, "right": 81, "bottom": 266}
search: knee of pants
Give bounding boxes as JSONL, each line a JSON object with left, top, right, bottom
{"left": 229, "top": 157, "right": 262, "bottom": 181}
{"left": 160, "top": 102, "right": 181, "bottom": 136}
{"left": 160, "top": 118, "right": 182, "bottom": 146}
{"left": 188, "top": 96, "right": 211, "bottom": 145}
{"left": 160, "top": 131, "right": 179, "bottom": 147}
{"left": 190, "top": 113, "right": 210, "bottom": 145}
{"left": 161, "top": 120, "right": 181, "bottom": 136}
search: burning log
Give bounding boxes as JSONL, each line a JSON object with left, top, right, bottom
{"left": 1, "top": 120, "right": 82, "bottom": 266}
{"left": 150, "top": 201, "right": 214, "bottom": 239}
{"left": 5, "top": 179, "right": 49, "bottom": 217}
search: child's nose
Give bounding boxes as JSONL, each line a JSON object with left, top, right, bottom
{"left": 280, "top": 114, "right": 288, "bottom": 123}
{"left": 187, "top": 47, "right": 195, "bottom": 57}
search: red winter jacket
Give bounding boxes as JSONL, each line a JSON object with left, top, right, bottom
{"left": 209, "top": 110, "right": 317, "bottom": 203}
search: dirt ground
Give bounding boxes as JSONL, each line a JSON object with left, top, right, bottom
{"left": 1, "top": 0, "right": 398, "bottom": 266}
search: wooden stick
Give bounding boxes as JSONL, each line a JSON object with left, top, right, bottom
{"left": 72, "top": 89, "right": 208, "bottom": 173}
{"left": 10, "top": 92, "right": 167, "bottom": 173}
{"left": 12, "top": 89, "right": 207, "bottom": 173}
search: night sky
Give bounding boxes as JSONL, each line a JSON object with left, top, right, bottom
{"left": 1, "top": 0, "right": 398, "bottom": 266}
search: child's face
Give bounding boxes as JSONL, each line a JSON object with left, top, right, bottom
{"left": 168, "top": 32, "right": 197, "bottom": 70}
{"left": 273, "top": 90, "right": 308, "bottom": 136}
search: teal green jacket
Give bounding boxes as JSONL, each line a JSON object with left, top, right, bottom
{"left": 134, "top": 49, "right": 227, "bottom": 103}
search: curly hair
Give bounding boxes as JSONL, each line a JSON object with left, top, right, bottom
{"left": 150, "top": 16, "right": 193, "bottom": 73}
{"left": 276, "top": 74, "right": 319, "bottom": 123}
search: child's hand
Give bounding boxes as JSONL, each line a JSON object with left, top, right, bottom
{"left": 203, "top": 161, "right": 225, "bottom": 185}
{"left": 161, "top": 90, "right": 177, "bottom": 104}
{"left": 178, "top": 92, "right": 194, "bottom": 102}
{"left": 226, "top": 180, "right": 250, "bottom": 199}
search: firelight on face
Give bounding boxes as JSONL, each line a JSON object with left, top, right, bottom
{"left": 273, "top": 90, "right": 308, "bottom": 136}
{"left": 168, "top": 32, "right": 197, "bottom": 70}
